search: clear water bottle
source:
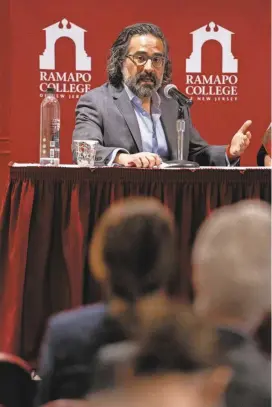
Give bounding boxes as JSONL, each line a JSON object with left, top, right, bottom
{"left": 40, "top": 87, "right": 60, "bottom": 166}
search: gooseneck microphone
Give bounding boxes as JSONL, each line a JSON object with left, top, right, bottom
{"left": 164, "top": 84, "right": 193, "bottom": 107}
{"left": 162, "top": 83, "right": 198, "bottom": 168}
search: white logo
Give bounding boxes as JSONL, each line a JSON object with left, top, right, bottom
{"left": 186, "top": 22, "right": 238, "bottom": 73}
{"left": 39, "top": 18, "right": 92, "bottom": 99}
{"left": 40, "top": 18, "right": 91, "bottom": 71}
{"left": 185, "top": 22, "right": 239, "bottom": 102}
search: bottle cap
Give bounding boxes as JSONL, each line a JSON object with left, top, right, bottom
{"left": 46, "top": 87, "right": 56, "bottom": 94}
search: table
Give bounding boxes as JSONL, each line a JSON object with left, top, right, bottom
{"left": 0, "top": 165, "right": 270, "bottom": 365}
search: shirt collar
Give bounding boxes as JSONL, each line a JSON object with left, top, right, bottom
{"left": 124, "top": 84, "right": 161, "bottom": 114}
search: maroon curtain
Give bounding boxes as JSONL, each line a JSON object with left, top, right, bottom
{"left": 0, "top": 166, "right": 271, "bottom": 365}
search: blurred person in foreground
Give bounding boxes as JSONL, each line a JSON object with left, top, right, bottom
{"left": 127, "top": 304, "right": 232, "bottom": 407}
{"left": 43, "top": 306, "right": 232, "bottom": 407}
{"left": 192, "top": 200, "right": 271, "bottom": 407}
{"left": 36, "top": 197, "right": 178, "bottom": 405}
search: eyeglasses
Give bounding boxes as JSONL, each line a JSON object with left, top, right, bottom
{"left": 126, "top": 53, "right": 166, "bottom": 68}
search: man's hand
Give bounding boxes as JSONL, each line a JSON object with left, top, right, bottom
{"left": 229, "top": 120, "right": 252, "bottom": 158}
{"left": 114, "top": 152, "right": 162, "bottom": 168}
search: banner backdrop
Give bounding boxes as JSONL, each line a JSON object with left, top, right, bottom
{"left": 0, "top": 0, "right": 11, "bottom": 202}
{"left": 0, "top": 0, "right": 271, "bottom": 201}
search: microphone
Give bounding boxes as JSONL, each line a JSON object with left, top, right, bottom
{"left": 162, "top": 83, "right": 199, "bottom": 168}
{"left": 164, "top": 84, "right": 193, "bottom": 107}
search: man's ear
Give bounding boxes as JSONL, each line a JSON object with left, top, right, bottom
{"left": 200, "top": 366, "right": 233, "bottom": 406}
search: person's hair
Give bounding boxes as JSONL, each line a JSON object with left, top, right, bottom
{"left": 90, "top": 197, "right": 177, "bottom": 303}
{"left": 107, "top": 23, "right": 172, "bottom": 87}
{"left": 88, "top": 304, "right": 224, "bottom": 395}
{"left": 89, "top": 197, "right": 178, "bottom": 340}
{"left": 134, "top": 304, "right": 223, "bottom": 375}
{"left": 192, "top": 200, "right": 271, "bottom": 326}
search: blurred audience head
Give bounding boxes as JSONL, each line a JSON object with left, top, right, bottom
{"left": 134, "top": 304, "right": 221, "bottom": 374}
{"left": 86, "top": 372, "right": 232, "bottom": 407}
{"left": 192, "top": 200, "right": 271, "bottom": 332}
{"left": 89, "top": 197, "right": 177, "bottom": 303}
{"left": 87, "top": 305, "right": 232, "bottom": 407}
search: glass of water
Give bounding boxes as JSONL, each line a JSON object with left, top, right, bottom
{"left": 72, "top": 140, "right": 98, "bottom": 167}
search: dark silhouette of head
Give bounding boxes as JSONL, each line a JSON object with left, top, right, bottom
{"left": 89, "top": 197, "right": 177, "bottom": 303}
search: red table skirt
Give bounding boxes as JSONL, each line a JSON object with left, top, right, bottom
{"left": 0, "top": 165, "right": 271, "bottom": 365}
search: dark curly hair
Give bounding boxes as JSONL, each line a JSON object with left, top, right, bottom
{"left": 107, "top": 23, "right": 172, "bottom": 88}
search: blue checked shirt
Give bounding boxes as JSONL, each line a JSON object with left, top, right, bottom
{"left": 108, "top": 85, "right": 169, "bottom": 164}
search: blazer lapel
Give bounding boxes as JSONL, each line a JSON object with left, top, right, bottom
{"left": 160, "top": 95, "right": 178, "bottom": 160}
{"left": 110, "top": 85, "right": 143, "bottom": 152}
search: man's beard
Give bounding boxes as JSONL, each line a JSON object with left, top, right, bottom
{"left": 124, "top": 72, "right": 162, "bottom": 98}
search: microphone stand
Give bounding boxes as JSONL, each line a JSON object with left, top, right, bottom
{"left": 177, "top": 105, "right": 185, "bottom": 161}
{"left": 164, "top": 103, "right": 199, "bottom": 168}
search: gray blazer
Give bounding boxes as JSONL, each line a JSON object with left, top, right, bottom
{"left": 72, "top": 83, "right": 227, "bottom": 166}
{"left": 36, "top": 304, "right": 108, "bottom": 405}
